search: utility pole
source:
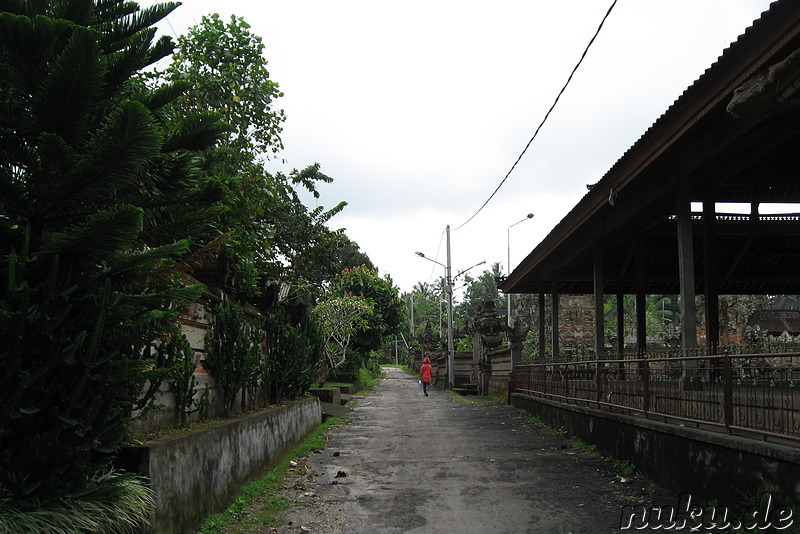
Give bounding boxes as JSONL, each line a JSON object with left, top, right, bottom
{"left": 410, "top": 293, "right": 414, "bottom": 337}
{"left": 415, "top": 229, "right": 456, "bottom": 389}
{"left": 446, "top": 225, "right": 455, "bottom": 388}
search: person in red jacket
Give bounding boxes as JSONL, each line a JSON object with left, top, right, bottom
{"left": 419, "top": 357, "right": 433, "bottom": 396}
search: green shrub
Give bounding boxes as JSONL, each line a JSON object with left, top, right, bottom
{"left": 204, "top": 302, "right": 265, "bottom": 416}
{"left": 263, "top": 304, "right": 320, "bottom": 403}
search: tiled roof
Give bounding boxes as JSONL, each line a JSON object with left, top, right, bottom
{"left": 748, "top": 309, "right": 800, "bottom": 334}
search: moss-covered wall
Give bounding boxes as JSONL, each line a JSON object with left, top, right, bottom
{"left": 118, "top": 397, "right": 321, "bottom": 534}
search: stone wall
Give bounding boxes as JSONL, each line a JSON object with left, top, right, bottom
{"left": 453, "top": 351, "right": 473, "bottom": 387}
{"left": 511, "top": 393, "right": 800, "bottom": 508}
{"left": 487, "top": 349, "right": 512, "bottom": 399}
{"left": 118, "top": 397, "right": 321, "bottom": 534}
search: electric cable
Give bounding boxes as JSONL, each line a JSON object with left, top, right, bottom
{"left": 454, "top": 0, "right": 619, "bottom": 231}
{"left": 425, "top": 229, "right": 447, "bottom": 285}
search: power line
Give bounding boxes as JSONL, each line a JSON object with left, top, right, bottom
{"left": 425, "top": 229, "right": 446, "bottom": 285}
{"left": 455, "top": 0, "right": 619, "bottom": 231}
{"left": 165, "top": 16, "right": 179, "bottom": 40}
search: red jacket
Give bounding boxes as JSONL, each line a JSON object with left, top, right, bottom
{"left": 420, "top": 363, "right": 432, "bottom": 382}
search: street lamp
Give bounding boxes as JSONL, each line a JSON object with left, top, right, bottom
{"left": 415, "top": 225, "right": 455, "bottom": 387}
{"left": 507, "top": 213, "right": 534, "bottom": 329}
{"left": 454, "top": 260, "right": 486, "bottom": 282}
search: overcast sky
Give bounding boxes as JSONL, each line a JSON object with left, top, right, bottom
{"left": 141, "top": 0, "right": 775, "bottom": 294}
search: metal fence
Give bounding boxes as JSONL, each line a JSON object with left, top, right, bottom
{"left": 513, "top": 352, "right": 800, "bottom": 443}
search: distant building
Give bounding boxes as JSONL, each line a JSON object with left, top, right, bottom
{"left": 748, "top": 297, "right": 800, "bottom": 336}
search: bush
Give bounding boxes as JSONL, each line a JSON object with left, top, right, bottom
{"left": 204, "top": 302, "right": 264, "bottom": 417}
{"left": 263, "top": 304, "right": 320, "bottom": 404}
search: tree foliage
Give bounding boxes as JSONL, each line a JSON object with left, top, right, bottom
{"left": 328, "top": 266, "right": 404, "bottom": 365}
{"left": 404, "top": 280, "right": 446, "bottom": 350}
{"left": 155, "top": 13, "right": 367, "bottom": 299}
{"left": 455, "top": 262, "right": 504, "bottom": 332}
{"left": 166, "top": 13, "right": 285, "bottom": 166}
{"left": 312, "top": 296, "right": 373, "bottom": 385}
{"left": 0, "top": 0, "right": 226, "bottom": 502}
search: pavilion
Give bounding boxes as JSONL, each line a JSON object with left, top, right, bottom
{"left": 499, "top": 0, "right": 800, "bottom": 360}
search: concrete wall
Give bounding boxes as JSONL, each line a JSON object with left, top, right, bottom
{"left": 511, "top": 393, "right": 800, "bottom": 509}
{"left": 119, "top": 397, "right": 321, "bottom": 534}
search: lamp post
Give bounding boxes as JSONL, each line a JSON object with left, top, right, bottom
{"left": 454, "top": 260, "right": 487, "bottom": 283}
{"left": 415, "top": 225, "right": 455, "bottom": 387}
{"left": 507, "top": 213, "right": 534, "bottom": 329}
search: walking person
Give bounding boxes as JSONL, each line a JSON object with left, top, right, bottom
{"left": 419, "top": 357, "right": 432, "bottom": 396}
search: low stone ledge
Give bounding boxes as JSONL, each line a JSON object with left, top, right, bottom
{"left": 307, "top": 387, "right": 341, "bottom": 406}
{"left": 118, "top": 397, "right": 321, "bottom": 534}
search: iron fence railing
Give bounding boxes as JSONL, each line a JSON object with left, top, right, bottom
{"left": 535, "top": 342, "right": 800, "bottom": 364}
{"left": 513, "top": 352, "right": 800, "bottom": 443}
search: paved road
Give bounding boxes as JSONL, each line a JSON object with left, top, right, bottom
{"left": 278, "top": 367, "right": 653, "bottom": 534}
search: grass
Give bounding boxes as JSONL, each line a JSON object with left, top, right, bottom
{"left": 196, "top": 368, "right": 386, "bottom": 533}
{"left": 395, "top": 364, "right": 414, "bottom": 376}
{"left": 318, "top": 381, "right": 351, "bottom": 388}
{"left": 197, "top": 416, "right": 342, "bottom": 534}
{"left": 0, "top": 470, "right": 155, "bottom": 534}
{"left": 320, "top": 367, "right": 383, "bottom": 395}
{"left": 356, "top": 367, "right": 382, "bottom": 392}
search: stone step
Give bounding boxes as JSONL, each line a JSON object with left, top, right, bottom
{"left": 321, "top": 401, "right": 352, "bottom": 421}
{"left": 452, "top": 385, "right": 479, "bottom": 396}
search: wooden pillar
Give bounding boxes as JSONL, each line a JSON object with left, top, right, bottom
{"left": 616, "top": 288, "right": 625, "bottom": 358}
{"left": 750, "top": 185, "right": 760, "bottom": 223}
{"left": 677, "top": 182, "right": 698, "bottom": 356}
{"left": 635, "top": 237, "right": 647, "bottom": 363}
{"left": 538, "top": 292, "right": 546, "bottom": 360}
{"left": 593, "top": 242, "right": 605, "bottom": 404}
{"left": 551, "top": 280, "right": 560, "bottom": 361}
{"left": 593, "top": 242, "right": 605, "bottom": 359}
{"left": 616, "top": 287, "right": 626, "bottom": 378}
{"left": 703, "top": 192, "right": 719, "bottom": 356}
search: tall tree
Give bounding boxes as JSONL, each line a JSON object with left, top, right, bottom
{"left": 406, "top": 280, "right": 446, "bottom": 342}
{"left": 157, "top": 14, "right": 352, "bottom": 298}
{"left": 455, "top": 263, "right": 505, "bottom": 332}
{"left": 313, "top": 296, "right": 373, "bottom": 386}
{"left": 0, "top": 0, "right": 226, "bottom": 513}
{"left": 166, "top": 13, "right": 285, "bottom": 168}
{"left": 328, "top": 266, "right": 404, "bottom": 372}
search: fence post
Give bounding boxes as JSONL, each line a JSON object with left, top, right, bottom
{"left": 723, "top": 355, "right": 733, "bottom": 432}
{"left": 595, "top": 359, "right": 602, "bottom": 406}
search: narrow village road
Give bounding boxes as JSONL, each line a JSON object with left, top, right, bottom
{"left": 276, "top": 367, "right": 656, "bottom": 534}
